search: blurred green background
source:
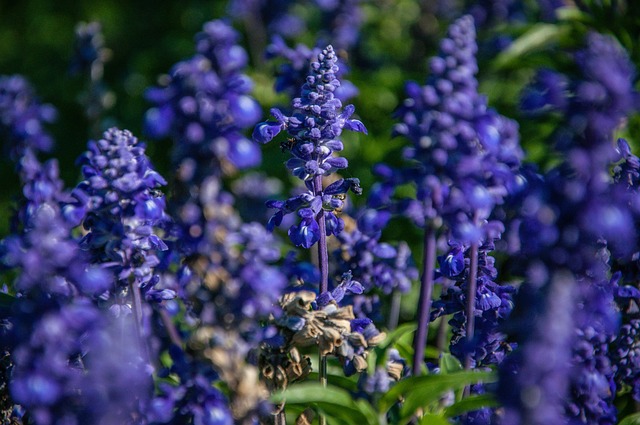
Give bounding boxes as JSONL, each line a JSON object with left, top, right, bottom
{"left": 0, "top": 0, "right": 442, "bottom": 238}
{"left": 3, "top": 0, "right": 638, "bottom": 243}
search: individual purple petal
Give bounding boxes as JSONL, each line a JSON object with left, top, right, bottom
{"left": 252, "top": 121, "right": 283, "bottom": 144}
{"left": 288, "top": 217, "right": 320, "bottom": 248}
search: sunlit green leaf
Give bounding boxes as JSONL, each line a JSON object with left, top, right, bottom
{"left": 307, "top": 372, "right": 359, "bottom": 393}
{"left": 378, "top": 370, "right": 496, "bottom": 416}
{"left": 272, "top": 383, "right": 379, "bottom": 425}
{"left": 619, "top": 412, "right": 640, "bottom": 425}
{"left": 443, "top": 394, "right": 499, "bottom": 418}
{"left": 439, "top": 353, "right": 462, "bottom": 375}
{"left": 418, "top": 413, "right": 451, "bottom": 425}
{"left": 377, "top": 323, "right": 417, "bottom": 352}
{"left": 494, "top": 24, "right": 568, "bottom": 70}
{"left": 555, "top": 6, "right": 591, "bottom": 23}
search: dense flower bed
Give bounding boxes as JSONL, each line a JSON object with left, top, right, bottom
{"left": 1, "top": 1, "right": 640, "bottom": 424}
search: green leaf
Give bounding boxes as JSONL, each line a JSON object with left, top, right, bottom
{"left": 619, "top": 412, "right": 640, "bottom": 425}
{"left": 377, "top": 323, "right": 417, "bottom": 352}
{"left": 272, "top": 382, "right": 379, "bottom": 425}
{"left": 378, "top": 370, "right": 496, "bottom": 416}
{"left": 394, "top": 340, "right": 415, "bottom": 367}
{"left": 493, "top": 24, "right": 567, "bottom": 70}
{"left": 373, "top": 323, "right": 417, "bottom": 371}
{"left": 439, "top": 353, "right": 462, "bottom": 375}
{"left": 443, "top": 394, "right": 499, "bottom": 418}
{"left": 555, "top": 6, "right": 591, "bottom": 23}
{"left": 307, "top": 372, "right": 359, "bottom": 392}
{"left": 418, "top": 413, "right": 451, "bottom": 425}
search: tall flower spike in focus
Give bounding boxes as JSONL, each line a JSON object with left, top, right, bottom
{"left": 254, "top": 45, "right": 377, "bottom": 425}
{"left": 253, "top": 44, "right": 367, "bottom": 249}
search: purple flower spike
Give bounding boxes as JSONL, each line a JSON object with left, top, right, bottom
{"left": 144, "top": 20, "right": 262, "bottom": 173}
{"left": 72, "top": 128, "right": 171, "bottom": 304}
{"left": 0, "top": 75, "right": 57, "bottom": 162}
{"left": 254, "top": 45, "right": 366, "bottom": 247}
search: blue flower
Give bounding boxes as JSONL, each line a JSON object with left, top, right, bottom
{"left": 252, "top": 121, "right": 283, "bottom": 144}
{"left": 438, "top": 245, "right": 465, "bottom": 278}
{"left": 289, "top": 209, "right": 321, "bottom": 248}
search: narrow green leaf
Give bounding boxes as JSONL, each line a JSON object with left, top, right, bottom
{"left": 394, "top": 340, "right": 415, "bottom": 367}
{"left": 439, "top": 353, "right": 462, "bottom": 375}
{"left": 418, "top": 413, "right": 451, "bottom": 425}
{"left": 555, "top": 6, "right": 590, "bottom": 23}
{"left": 307, "top": 371, "right": 359, "bottom": 392}
{"left": 619, "top": 412, "right": 640, "bottom": 425}
{"left": 425, "top": 346, "right": 441, "bottom": 359}
{"left": 443, "top": 394, "right": 499, "bottom": 418}
{"left": 377, "top": 323, "right": 417, "bottom": 352}
{"left": 367, "top": 347, "right": 378, "bottom": 375}
{"left": 355, "top": 399, "right": 383, "bottom": 425}
{"left": 493, "top": 24, "right": 566, "bottom": 70}
{"left": 378, "top": 370, "right": 496, "bottom": 414}
{"left": 272, "top": 382, "right": 378, "bottom": 425}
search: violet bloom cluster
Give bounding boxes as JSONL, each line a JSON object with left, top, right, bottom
{"left": 144, "top": 20, "right": 262, "bottom": 173}
{"left": 145, "top": 20, "right": 263, "bottom": 256}
{"left": 332, "top": 208, "right": 418, "bottom": 320}
{"left": 498, "top": 33, "right": 639, "bottom": 425}
{"left": 178, "top": 219, "right": 287, "bottom": 341}
{"left": 68, "top": 127, "right": 174, "bottom": 308}
{"left": 313, "top": 0, "right": 364, "bottom": 52}
{"left": 253, "top": 44, "right": 367, "bottom": 248}
{"left": 611, "top": 140, "right": 640, "bottom": 401}
{"left": 465, "top": 0, "right": 524, "bottom": 28}
{"left": 392, "top": 14, "right": 522, "bottom": 242}
{"left": 498, "top": 273, "right": 576, "bottom": 425}
{"left": 335, "top": 209, "right": 417, "bottom": 295}
{"left": 227, "top": 0, "right": 304, "bottom": 39}
{"left": 387, "top": 15, "right": 521, "bottom": 386}
{"left": 265, "top": 36, "right": 358, "bottom": 103}
{"left": 0, "top": 74, "right": 59, "bottom": 229}
{"left": 144, "top": 31, "right": 287, "bottom": 424}
{"left": 432, "top": 238, "right": 515, "bottom": 368}
{"left": 0, "top": 75, "right": 57, "bottom": 162}
{"left": 146, "top": 346, "right": 233, "bottom": 425}
{"left": 70, "top": 21, "right": 113, "bottom": 136}
{"left": 70, "top": 21, "right": 109, "bottom": 78}
{"left": 0, "top": 145, "right": 153, "bottom": 424}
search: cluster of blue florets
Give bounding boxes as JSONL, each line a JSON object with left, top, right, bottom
{"left": 2, "top": 2, "right": 640, "bottom": 425}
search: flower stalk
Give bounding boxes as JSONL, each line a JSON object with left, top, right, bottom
{"left": 464, "top": 242, "right": 479, "bottom": 370}
{"left": 314, "top": 174, "right": 329, "bottom": 425}
{"left": 412, "top": 226, "right": 437, "bottom": 376}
